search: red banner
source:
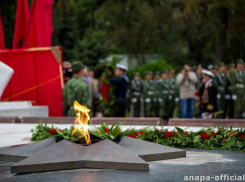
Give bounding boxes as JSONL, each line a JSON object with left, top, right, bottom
{"left": 22, "top": 0, "right": 53, "bottom": 48}
{"left": 0, "top": 47, "right": 64, "bottom": 116}
{"left": 12, "top": 0, "right": 30, "bottom": 48}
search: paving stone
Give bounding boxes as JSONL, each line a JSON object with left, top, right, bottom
{"left": 21, "top": 117, "right": 166, "bottom": 125}
{"left": 169, "top": 118, "right": 245, "bottom": 127}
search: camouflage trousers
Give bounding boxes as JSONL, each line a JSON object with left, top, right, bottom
{"left": 158, "top": 95, "right": 168, "bottom": 119}
{"left": 144, "top": 96, "right": 155, "bottom": 117}
{"left": 233, "top": 94, "right": 245, "bottom": 118}
{"left": 130, "top": 96, "right": 142, "bottom": 117}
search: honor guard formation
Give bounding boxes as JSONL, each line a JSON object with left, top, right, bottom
{"left": 63, "top": 59, "right": 245, "bottom": 120}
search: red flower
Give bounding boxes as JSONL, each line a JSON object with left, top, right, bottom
{"left": 59, "top": 129, "right": 63, "bottom": 132}
{"left": 164, "top": 131, "right": 174, "bottom": 138}
{"left": 211, "top": 131, "right": 216, "bottom": 136}
{"left": 194, "top": 91, "right": 199, "bottom": 96}
{"left": 200, "top": 132, "right": 210, "bottom": 140}
{"left": 49, "top": 128, "right": 57, "bottom": 135}
{"left": 128, "top": 133, "right": 136, "bottom": 138}
{"left": 157, "top": 129, "right": 161, "bottom": 133}
{"left": 136, "top": 131, "right": 144, "bottom": 136}
{"left": 239, "top": 134, "right": 245, "bottom": 141}
{"left": 104, "top": 128, "right": 110, "bottom": 133}
{"left": 184, "top": 131, "right": 190, "bottom": 136}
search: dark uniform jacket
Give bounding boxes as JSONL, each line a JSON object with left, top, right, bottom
{"left": 199, "top": 80, "right": 218, "bottom": 114}
{"left": 109, "top": 75, "right": 129, "bottom": 100}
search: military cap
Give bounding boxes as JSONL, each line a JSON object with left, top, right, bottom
{"left": 229, "top": 63, "right": 235, "bottom": 68}
{"left": 155, "top": 71, "right": 160, "bottom": 75}
{"left": 134, "top": 72, "right": 140, "bottom": 76}
{"left": 72, "top": 61, "right": 84, "bottom": 71}
{"left": 200, "top": 63, "right": 208, "bottom": 70}
{"left": 116, "top": 64, "right": 128, "bottom": 71}
{"left": 161, "top": 70, "right": 169, "bottom": 74}
{"left": 202, "top": 70, "right": 214, "bottom": 78}
{"left": 218, "top": 62, "right": 225, "bottom": 68}
{"left": 170, "top": 69, "right": 175, "bottom": 74}
{"left": 236, "top": 59, "right": 244, "bottom": 64}
{"left": 145, "top": 71, "right": 153, "bottom": 75}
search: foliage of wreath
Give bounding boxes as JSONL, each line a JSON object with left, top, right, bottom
{"left": 99, "top": 56, "right": 119, "bottom": 116}
{"left": 31, "top": 122, "right": 245, "bottom": 152}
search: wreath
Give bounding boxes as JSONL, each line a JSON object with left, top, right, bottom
{"left": 100, "top": 57, "right": 118, "bottom": 116}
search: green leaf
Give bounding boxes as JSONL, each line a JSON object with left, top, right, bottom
{"left": 101, "top": 122, "right": 108, "bottom": 130}
{"left": 175, "top": 127, "right": 184, "bottom": 135}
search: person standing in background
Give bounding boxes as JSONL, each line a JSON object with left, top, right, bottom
{"left": 82, "top": 68, "right": 89, "bottom": 84}
{"left": 199, "top": 70, "right": 218, "bottom": 119}
{"left": 229, "top": 59, "right": 245, "bottom": 118}
{"left": 154, "top": 71, "right": 161, "bottom": 117}
{"left": 216, "top": 63, "right": 228, "bottom": 118}
{"left": 82, "top": 68, "right": 94, "bottom": 115}
{"left": 129, "top": 72, "right": 144, "bottom": 117}
{"left": 195, "top": 64, "right": 203, "bottom": 89}
{"left": 209, "top": 65, "right": 218, "bottom": 85}
{"left": 63, "top": 62, "right": 91, "bottom": 116}
{"left": 176, "top": 65, "right": 197, "bottom": 118}
{"left": 63, "top": 61, "right": 73, "bottom": 83}
{"left": 168, "top": 70, "right": 177, "bottom": 118}
{"left": 229, "top": 63, "right": 235, "bottom": 73}
{"left": 158, "top": 70, "right": 170, "bottom": 120}
{"left": 143, "top": 71, "right": 155, "bottom": 117}
{"left": 226, "top": 63, "right": 235, "bottom": 118}
{"left": 109, "top": 64, "right": 129, "bottom": 117}
{"left": 89, "top": 71, "right": 100, "bottom": 117}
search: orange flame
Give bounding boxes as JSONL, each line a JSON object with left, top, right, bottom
{"left": 72, "top": 101, "right": 91, "bottom": 144}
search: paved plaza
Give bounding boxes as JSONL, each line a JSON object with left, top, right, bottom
{"left": 0, "top": 148, "right": 244, "bottom": 182}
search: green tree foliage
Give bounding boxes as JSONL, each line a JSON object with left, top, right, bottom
{"left": 128, "top": 60, "right": 172, "bottom": 79}
{"left": 73, "top": 29, "right": 114, "bottom": 74}
{"left": 1, "top": 0, "right": 245, "bottom": 69}
{"left": 180, "top": 0, "right": 245, "bottom": 64}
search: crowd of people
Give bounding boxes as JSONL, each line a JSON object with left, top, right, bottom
{"left": 62, "top": 61, "right": 100, "bottom": 117}
{"left": 62, "top": 59, "right": 245, "bottom": 120}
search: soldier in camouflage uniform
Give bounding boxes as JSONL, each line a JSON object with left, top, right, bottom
{"left": 216, "top": 63, "right": 228, "bottom": 118}
{"left": 154, "top": 71, "right": 161, "bottom": 117}
{"left": 230, "top": 59, "right": 245, "bottom": 118}
{"left": 63, "top": 62, "right": 91, "bottom": 116}
{"left": 194, "top": 64, "right": 203, "bottom": 118}
{"left": 209, "top": 65, "right": 218, "bottom": 86}
{"left": 129, "top": 72, "right": 144, "bottom": 117}
{"left": 143, "top": 71, "right": 155, "bottom": 117}
{"left": 226, "top": 63, "right": 235, "bottom": 118}
{"left": 196, "top": 64, "right": 203, "bottom": 89}
{"left": 229, "top": 63, "right": 235, "bottom": 73}
{"left": 168, "top": 70, "right": 177, "bottom": 118}
{"left": 154, "top": 71, "right": 160, "bottom": 80}
{"left": 158, "top": 70, "right": 170, "bottom": 120}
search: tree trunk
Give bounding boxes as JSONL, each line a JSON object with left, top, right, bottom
{"left": 215, "top": 8, "right": 228, "bottom": 64}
